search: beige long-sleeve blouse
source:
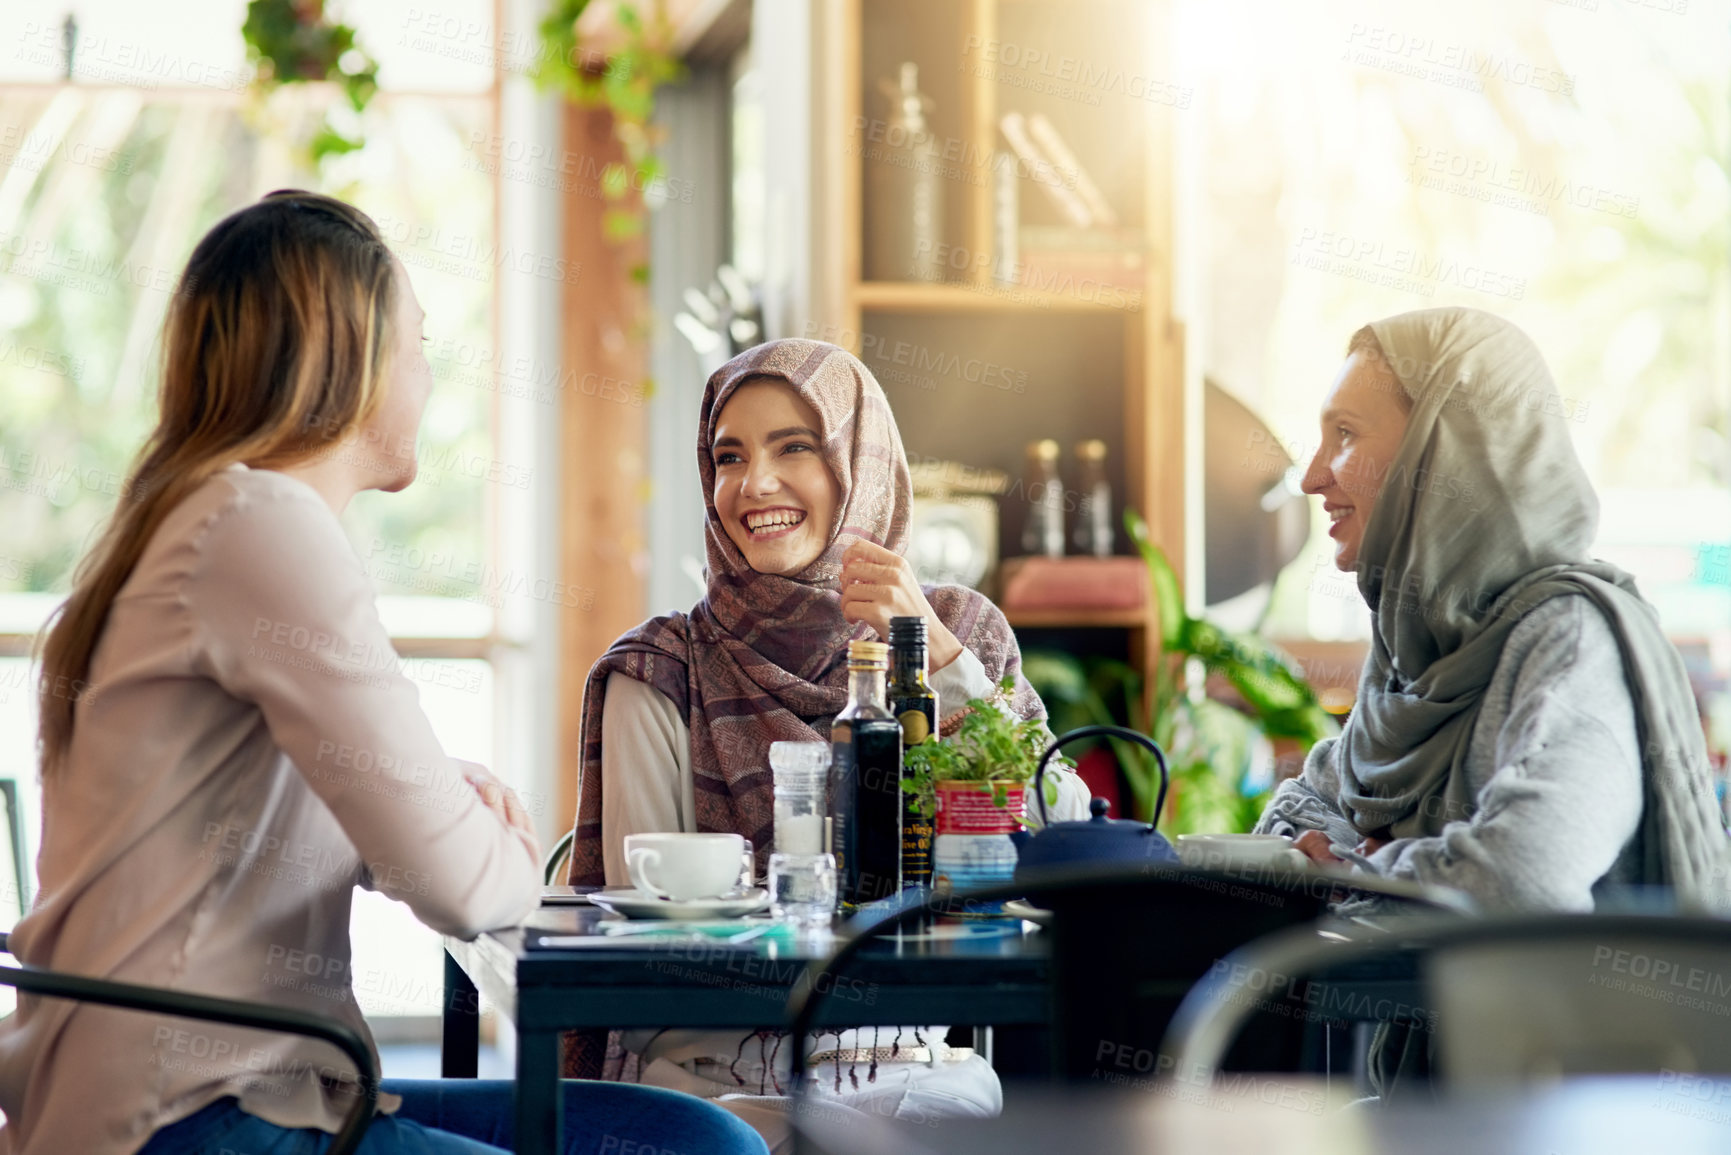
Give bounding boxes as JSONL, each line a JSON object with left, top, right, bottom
{"left": 0, "top": 465, "right": 540, "bottom": 1155}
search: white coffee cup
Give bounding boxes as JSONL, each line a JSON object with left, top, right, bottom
{"left": 624, "top": 832, "right": 752, "bottom": 901}
{"left": 1176, "top": 833, "right": 1309, "bottom": 873}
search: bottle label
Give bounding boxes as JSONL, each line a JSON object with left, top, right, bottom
{"left": 934, "top": 784, "right": 1026, "bottom": 835}
{"left": 897, "top": 709, "right": 931, "bottom": 745}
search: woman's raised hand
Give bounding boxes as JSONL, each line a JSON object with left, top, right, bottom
{"left": 839, "top": 540, "right": 964, "bottom": 670}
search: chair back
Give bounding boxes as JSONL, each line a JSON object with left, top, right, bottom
{"left": 1164, "top": 913, "right": 1731, "bottom": 1090}
{"left": 543, "top": 828, "right": 575, "bottom": 886}
{"left": 0, "top": 780, "right": 27, "bottom": 928}
{"left": 0, "top": 933, "right": 378, "bottom": 1155}
{"left": 784, "top": 863, "right": 1469, "bottom": 1085}
{"left": 1431, "top": 929, "right": 1731, "bottom": 1085}
{"left": 1039, "top": 866, "right": 1335, "bottom": 1077}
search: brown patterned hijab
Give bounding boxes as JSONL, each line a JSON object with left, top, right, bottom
{"left": 567, "top": 339, "right": 1040, "bottom": 885}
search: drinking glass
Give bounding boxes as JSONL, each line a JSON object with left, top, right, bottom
{"left": 769, "top": 852, "right": 837, "bottom": 927}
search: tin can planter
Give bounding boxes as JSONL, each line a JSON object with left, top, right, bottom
{"left": 931, "top": 780, "right": 1023, "bottom": 916}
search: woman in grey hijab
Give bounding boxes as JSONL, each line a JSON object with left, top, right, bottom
{"left": 1256, "top": 306, "right": 1731, "bottom": 914}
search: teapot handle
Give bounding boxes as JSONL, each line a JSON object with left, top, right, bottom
{"left": 1035, "top": 725, "right": 1170, "bottom": 833}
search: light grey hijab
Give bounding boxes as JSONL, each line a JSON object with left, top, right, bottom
{"left": 1331, "top": 307, "right": 1730, "bottom": 907}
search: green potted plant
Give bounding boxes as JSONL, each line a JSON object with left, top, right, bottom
{"left": 902, "top": 679, "right": 1068, "bottom": 898}
{"left": 1022, "top": 508, "right": 1339, "bottom": 836}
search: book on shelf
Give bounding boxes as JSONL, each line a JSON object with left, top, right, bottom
{"left": 999, "top": 111, "right": 1093, "bottom": 229}
{"left": 1025, "top": 114, "right": 1118, "bottom": 227}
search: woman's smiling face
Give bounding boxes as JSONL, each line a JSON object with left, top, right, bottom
{"left": 1302, "top": 350, "right": 1412, "bottom": 572}
{"left": 711, "top": 377, "right": 841, "bottom": 576}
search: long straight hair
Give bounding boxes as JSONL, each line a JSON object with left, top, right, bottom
{"left": 36, "top": 190, "right": 399, "bottom": 775}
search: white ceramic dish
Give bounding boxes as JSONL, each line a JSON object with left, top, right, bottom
{"left": 1002, "top": 898, "right": 1052, "bottom": 927}
{"left": 589, "top": 886, "right": 771, "bottom": 920}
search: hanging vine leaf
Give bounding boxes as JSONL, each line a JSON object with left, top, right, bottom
{"left": 242, "top": 0, "right": 379, "bottom": 170}
{"left": 537, "top": 0, "right": 686, "bottom": 250}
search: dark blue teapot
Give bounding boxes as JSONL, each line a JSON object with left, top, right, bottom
{"left": 1010, "top": 725, "right": 1178, "bottom": 880}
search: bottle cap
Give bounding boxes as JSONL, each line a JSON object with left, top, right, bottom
{"left": 769, "top": 740, "right": 832, "bottom": 780}
{"left": 847, "top": 640, "right": 890, "bottom": 667}
{"left": 1028, "top": 439, "right": 1060, "bottom": 461}
{"left": 888, "top": 616, "right": 927, "bottom": 645}
{"left": 1077, "top": 439, "right": 1108, "bottom": 461}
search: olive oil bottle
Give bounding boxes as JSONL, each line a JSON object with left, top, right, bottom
{"left": 831, "top": 640, "right": 904, "bottom": 910}
{"left": 888, "top": 616, "right": 936, "bottom": 890}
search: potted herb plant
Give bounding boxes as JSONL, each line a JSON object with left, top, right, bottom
{"left": 902, "top": 680, "right": 1068, "bottom": 899}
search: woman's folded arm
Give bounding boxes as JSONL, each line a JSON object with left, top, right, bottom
{"left": 1365, "top": 599, "right": 1644, "bottom": 910}
{"left": 190, "top": 479, "right": 540, "bottom": 938}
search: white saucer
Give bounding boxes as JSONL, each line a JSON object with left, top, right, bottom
{"left": 1002, "top": 899, "right": 1052, "bottom": 927}
{"left": 590, "top": 886, "right": 770, "bottom": 920}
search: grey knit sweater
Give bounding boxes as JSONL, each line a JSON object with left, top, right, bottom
{"left": 1257, "top": 596, "right": 1647, "bottom": 911}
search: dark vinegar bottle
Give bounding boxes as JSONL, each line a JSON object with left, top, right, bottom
{"left": 831, "top": 640, "right": 904, "bottom": 911}
{"left": 888, "top": 616, "right": 936, "bottom": 890}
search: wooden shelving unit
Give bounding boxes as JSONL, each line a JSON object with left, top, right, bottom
{"left": 854, "top": 281, "right": 1141, "bottom": 315}
{"left": 1002, "top": 607, "right": 1149, "bottom": 630}
{"left": 832, "top": 0, "right": 1184, "bottom": 678}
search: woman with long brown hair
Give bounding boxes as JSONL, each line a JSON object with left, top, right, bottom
{"left": 0, "top": 191, "right": 764, "bottom": 1155}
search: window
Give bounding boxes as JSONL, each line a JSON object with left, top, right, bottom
{"left": 0, "top": 0, "right": 556, "bottom": 1032}
{"left": 1186, "top": 2, "right": 1729, "bottom": 669}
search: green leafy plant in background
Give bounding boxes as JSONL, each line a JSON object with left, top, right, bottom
{"left": 241, "top": 0, "right": 379, "bottom": 165}
{"left": 902, "top": 676, "right": 1067, "bottom": 817}
{"left": 537, "top": 0, "right": 686, "bottom": 260}
{"left": 1022, "top": 508, "right": 1338, "bottom": 836}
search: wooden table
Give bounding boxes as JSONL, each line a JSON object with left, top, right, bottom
{"left": 441, "top": 905, "right": 1052, "bottom": 1155}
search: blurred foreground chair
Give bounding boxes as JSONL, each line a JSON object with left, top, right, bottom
{"left": 0, "top": 779, "right": 26, "bottom": 926}
{"left": 1163, "top": 912, "right": 1731, "bottom": 1090}
{"left": 0, "top": 931, "right": 377, "bottom": 1154}
{"left": 786, "top": 863, "right": 1473, "bottom": 1086}
{"left": 544, "top": 827, "right": 575, "bottom": 886}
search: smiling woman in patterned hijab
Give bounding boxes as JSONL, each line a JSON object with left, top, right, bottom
{"left": 567, "top": 337, "right": 1060, "bottom": 887}
{"left": 561, "top": 339, "right": 1084, "bottom": 1143}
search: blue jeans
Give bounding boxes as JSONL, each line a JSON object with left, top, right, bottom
{"left": 136, "top": 1079, "right": 768, "bottom": 1155}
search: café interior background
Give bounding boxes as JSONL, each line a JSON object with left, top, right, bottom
{"left": 0, "top": 0, "right": 1723, "bottom": 1038}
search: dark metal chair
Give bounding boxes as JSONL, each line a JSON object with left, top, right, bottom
{"left": 543, "top": 828, "right": 576, "bottom": 886}
{"left": 0, "top": 931, "right": 378, "bottom": 1154}
{"left": 784, "top": 863, "right": 1472, "bottom": 1090}
{"left": 1162, "top": 912, "right": 1731, "bottom": 1091}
